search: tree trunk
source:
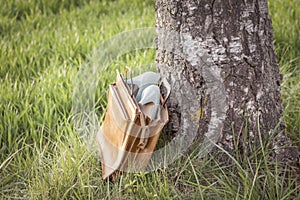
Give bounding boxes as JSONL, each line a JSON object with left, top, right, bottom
{"left": 155, "top": 0, "right": 299, "bottom": 163}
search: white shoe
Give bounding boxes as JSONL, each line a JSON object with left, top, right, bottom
{"left": 127, "top": 72, "right": 160, "bottom": 101}
{"left": 138, "top": 85, "right": 160, "bottom": 120}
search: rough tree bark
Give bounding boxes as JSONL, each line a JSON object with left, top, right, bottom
{"left": 155, "top": 0, "right": 299, "bottom": 164}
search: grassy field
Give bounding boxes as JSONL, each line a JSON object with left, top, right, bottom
{"left": 0, "top": 0, "right": 299, "bottom": 199}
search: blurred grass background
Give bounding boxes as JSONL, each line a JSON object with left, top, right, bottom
{"left": 0, "top": 0, "right": 299, "bottom": 199}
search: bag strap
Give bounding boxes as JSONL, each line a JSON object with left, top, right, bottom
{"left": 137, "top": 112, "right": 149, "bottom": 150}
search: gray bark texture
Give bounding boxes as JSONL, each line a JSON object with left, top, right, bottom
{"left": 155, "top": 0, "right": 299, "bottom": 164}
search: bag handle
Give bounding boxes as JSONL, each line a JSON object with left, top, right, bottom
{"left": 124, "top": 67, "right": 134, "bottom": 97}
{"left": 159, "top": 77, "right": 171, "bottom": 107}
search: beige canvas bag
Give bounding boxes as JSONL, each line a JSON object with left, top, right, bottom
{"left": 96, "top": 70, "right": 170, "bottom": 179}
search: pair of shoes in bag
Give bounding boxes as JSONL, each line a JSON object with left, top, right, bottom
{"left": 127, "top": 71, "right": 161, "bottom": 120}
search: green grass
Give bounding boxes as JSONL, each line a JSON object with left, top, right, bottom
{"left": 1, "top": 0, "right": 299, "bottom": 199}
{"left": 269, "top": 0, "right": 300, "bottom": 147}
